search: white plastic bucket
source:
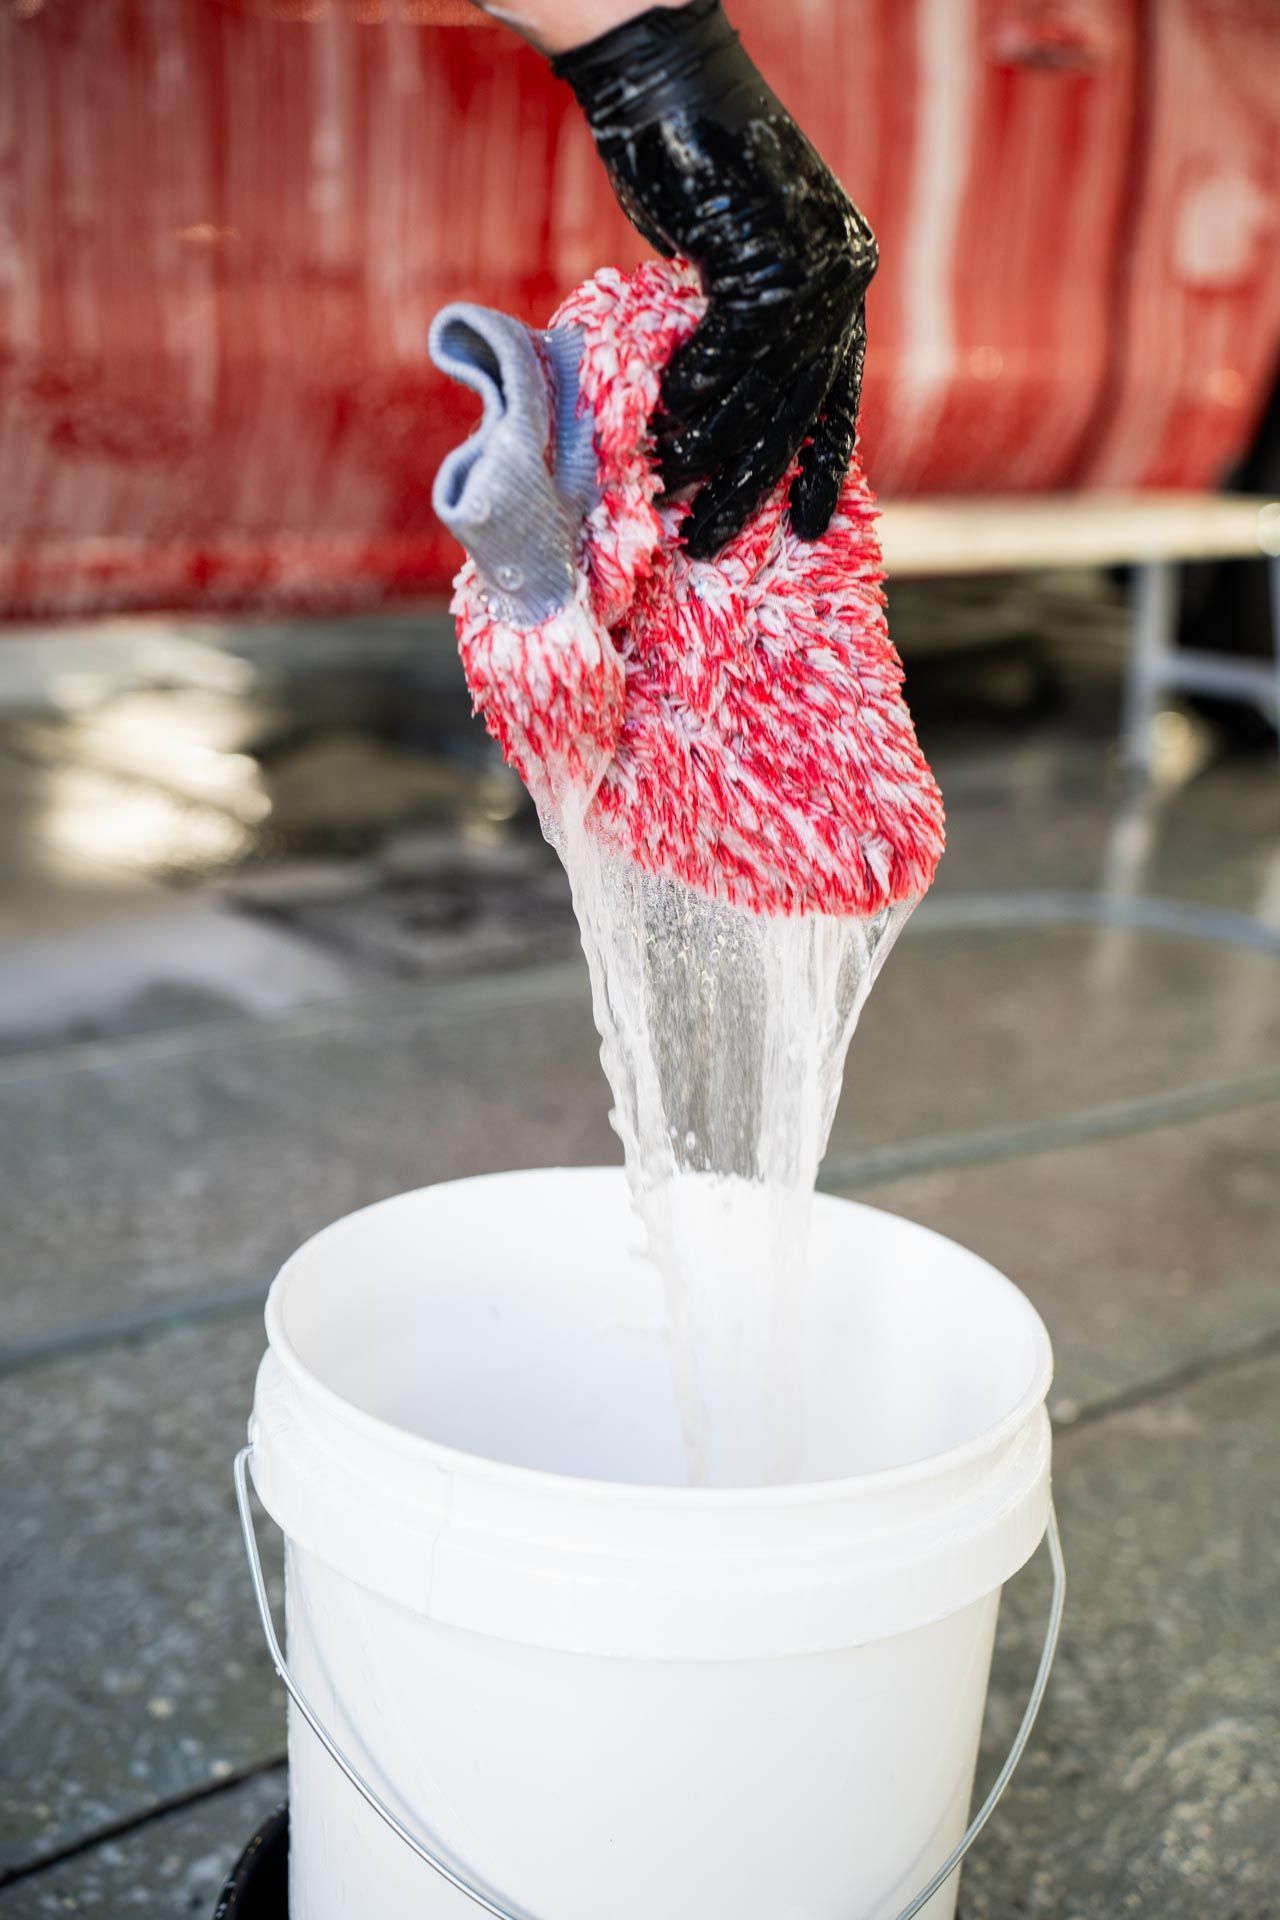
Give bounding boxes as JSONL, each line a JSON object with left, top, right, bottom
{"left": 246, "top": 1167, "right": 1054, "bottom": 1920}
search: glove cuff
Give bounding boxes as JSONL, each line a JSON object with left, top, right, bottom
{"left": 551, "top": 0, "right": 755, "bottom": 134}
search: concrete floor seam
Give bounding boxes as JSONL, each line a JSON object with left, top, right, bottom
{"left": 0, "top": 1277, "right": 275, "bottom": 1381}
{"left": 4, "top": 890, "right": 1278, "bottom": 1088}
{"left": 916, "top": 890, "right": 1280, "bottom": 958}
{"left": 6, "top": 1064, "right": 1279, "bottom": 1382}
{"left": 820, "top": 1064, "right": 1280, "bottom": 1190}
{"left": 9, "top": 1324, "right": 1280, "bottom": 1900}
{"left": 0, "top": 1759, "right": 287, "bottom": 1897}
{"left": 1049, "top": 1323, "right": 1280, "bottom": 1439}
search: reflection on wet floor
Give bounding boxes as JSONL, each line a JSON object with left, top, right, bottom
{"left": 6, "top": 615, "right": 509, "bottom": 874}
{"left": 0, "top": 583, "right": 1277, "bottom": 1053}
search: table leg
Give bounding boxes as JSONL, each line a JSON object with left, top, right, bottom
{"left": 1123, "top": 560, "right": 1177, "bottom": 776}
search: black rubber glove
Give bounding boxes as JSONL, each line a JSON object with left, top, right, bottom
{"left": 551, "top": 0, "right": 877, "bottom": 560}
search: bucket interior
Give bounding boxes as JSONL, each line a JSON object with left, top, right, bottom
{"left": 272, "top": 1169, "right": 1049, "bottom": 1489}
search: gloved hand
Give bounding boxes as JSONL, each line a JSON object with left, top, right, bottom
{"left": 552, "top": 0, "right": 877, "bottom": 560}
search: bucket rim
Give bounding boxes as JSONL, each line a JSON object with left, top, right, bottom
{"left": 260, "top": 1167, "right": 1054, "bottom": 1509}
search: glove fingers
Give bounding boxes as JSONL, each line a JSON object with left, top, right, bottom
{"left": 658, "top": 359, "right": 788, "bottom": 492}
{"left": 660, "top": 247, "right": 853, "bottom": 429}
{"left": 658, "top": 298, "right": 849, "bottom": 495}
{"left": 659, "top": 302, "right": 755, "bottom": 426}
{"left": 789, "top": 333, "right": 863, "bottom": 541}
{"left": 681, "top": 359, "right": 832, "bottom": 560}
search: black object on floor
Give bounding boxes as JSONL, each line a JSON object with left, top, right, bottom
{"left": 213, "top": 1805, "right": 288, "bottom": 1918}
{"left": 208, "top": 1804, "right": 978, "bottom": 1919}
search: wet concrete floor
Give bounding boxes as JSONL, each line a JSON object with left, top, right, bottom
{"left": 1, "top": 586, "right": 1279, "bottom": 1914}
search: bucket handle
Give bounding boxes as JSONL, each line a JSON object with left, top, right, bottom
{"left": 235, "top": 1443, "right": 1064, "bottom": 1920}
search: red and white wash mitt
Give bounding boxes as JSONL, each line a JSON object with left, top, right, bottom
{"left": 429, "top": 258, "right": 944, "bottom": 922}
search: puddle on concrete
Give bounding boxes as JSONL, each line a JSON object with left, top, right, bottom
{"left": 0, "top": 614, "right": 587, "bottom": 1047}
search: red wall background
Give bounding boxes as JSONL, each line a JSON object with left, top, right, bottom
{"left": 1, "top": 0, "right": 1278, "bottom": 617}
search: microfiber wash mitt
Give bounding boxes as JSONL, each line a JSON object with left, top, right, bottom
{"left": 429, "top": 258, "right": 944, "bottom": 919}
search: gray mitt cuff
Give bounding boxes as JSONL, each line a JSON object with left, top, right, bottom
{"left": 429, "top": 305, "right": 598, "bottom": 624}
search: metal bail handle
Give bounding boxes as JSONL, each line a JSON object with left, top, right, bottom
{"left": 235, "top": 1443, "right": 1066, "bottom": 1920}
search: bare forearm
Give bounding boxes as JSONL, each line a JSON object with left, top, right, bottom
{"left": 470, "top": 0, "right": 685, "bottom": 55}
